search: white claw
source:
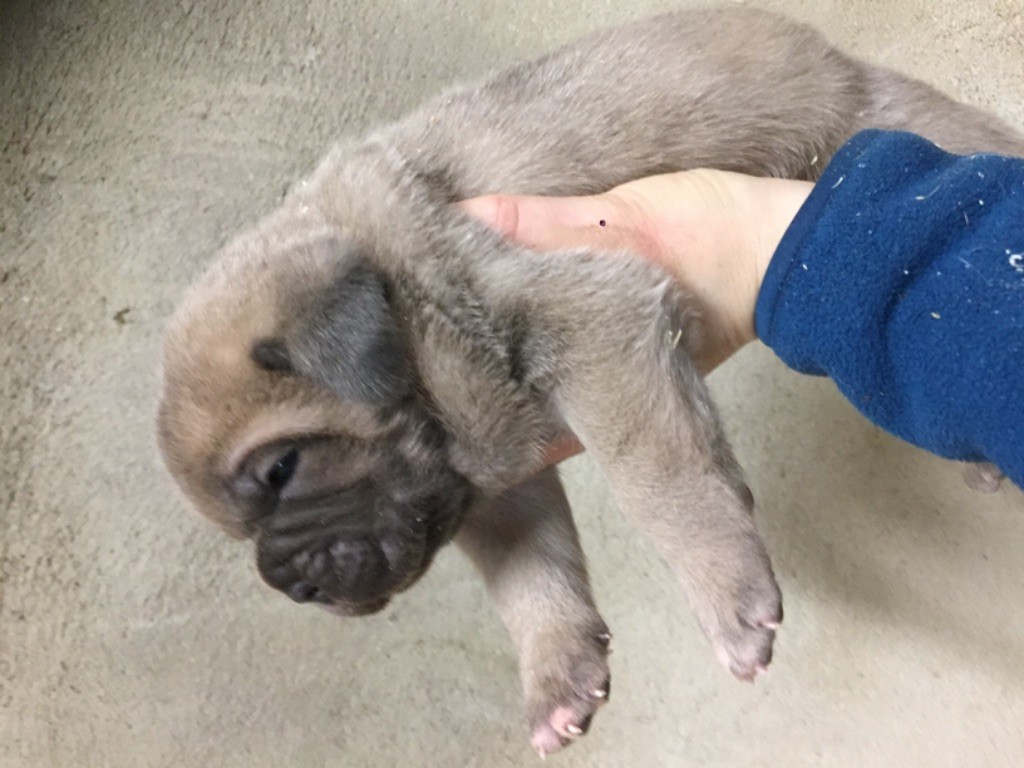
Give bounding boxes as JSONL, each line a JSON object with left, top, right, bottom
{"left": 566, "top": 724, "right": 583, "bottom": 736}
{"left": 592, "top": 688, "right": 607, "bottom": 698}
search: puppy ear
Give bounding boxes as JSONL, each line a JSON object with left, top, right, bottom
{"left": 289, "top": 264, "right": 411, "bottom": 407}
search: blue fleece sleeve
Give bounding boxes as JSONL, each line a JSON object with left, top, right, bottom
{"left": 755, "top": 130, "right": 1024, "bottom": 488}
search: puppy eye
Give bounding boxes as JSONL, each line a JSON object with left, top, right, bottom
{"left": 265, "top": 449, "right": 299, "bottom": 490}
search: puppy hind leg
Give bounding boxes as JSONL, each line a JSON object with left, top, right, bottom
{"left": 455, "top": 467, "right": 611, "bottom": 758}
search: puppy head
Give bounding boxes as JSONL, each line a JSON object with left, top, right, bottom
{"left": 158, "top": 223, "right": 473, "bottom": 615}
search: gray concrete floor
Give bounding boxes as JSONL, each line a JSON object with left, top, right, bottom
{"left": 2, "top": 0, "right": 1023, "bottom": 765}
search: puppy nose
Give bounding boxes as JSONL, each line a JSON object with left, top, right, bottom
{"left": 285, "top": 580, "right": 330, "bottom": 605}
{"left": 258, "top": 537, "right": 392, "bottom": 605}
{"left": 309, "top": 540, "right": 391, "bottom": 602}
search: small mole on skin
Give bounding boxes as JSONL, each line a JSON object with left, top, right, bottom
{"left": 599, "top": 219, "right": 607, "bottom": 227}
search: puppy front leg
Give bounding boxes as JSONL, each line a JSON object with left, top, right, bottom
{"left": 456, "top": 467, "right": 611, "bottom": 758}
{"left": 496, "top": 252, "right": 782, "bottom": 680}
{"left": 558, "top": 345, "right": 782, "bottom": 680}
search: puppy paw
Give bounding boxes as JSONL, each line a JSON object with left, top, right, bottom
{"left": 526, "top": 621, "right": 612, "bottom": 758}
{"left": 701, "top": 562, "right": 782, "bottom": 681}
{"left": 963, "top": 462, "right": 1003, "bottom": 494}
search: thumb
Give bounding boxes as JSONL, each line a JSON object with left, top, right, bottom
{"left": 458, "top": 193, "right": 635, "bottom": 252}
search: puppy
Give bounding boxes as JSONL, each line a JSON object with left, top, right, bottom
{"left": 157, "top": 6, "right": 1024, "bottom": 756}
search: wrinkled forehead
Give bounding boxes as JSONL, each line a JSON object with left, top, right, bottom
{"left": 156, "top": 226, "right": 387, "bottom": 520}
{"left": 168, "top": 222, "right": 364, "bottom": 339}
{"left": 158, "top": 306, "right": 393, "bottom": 476}
{"left": 159, "top": 219, "right": 372, "bottom": 419}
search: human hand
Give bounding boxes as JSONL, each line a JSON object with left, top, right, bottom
{"left": 459, "top": 168, "right": 812, "bottom": 464}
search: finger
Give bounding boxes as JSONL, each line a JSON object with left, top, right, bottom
{"left": 457, "top": 195, "right": 522, "bottom": 240}
{"left": 459, "top": 194, "right": 638, "bottom": 253}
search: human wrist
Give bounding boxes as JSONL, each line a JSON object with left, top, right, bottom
{"left": 744, "top": 176, "right": 814, "bottom": 343}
